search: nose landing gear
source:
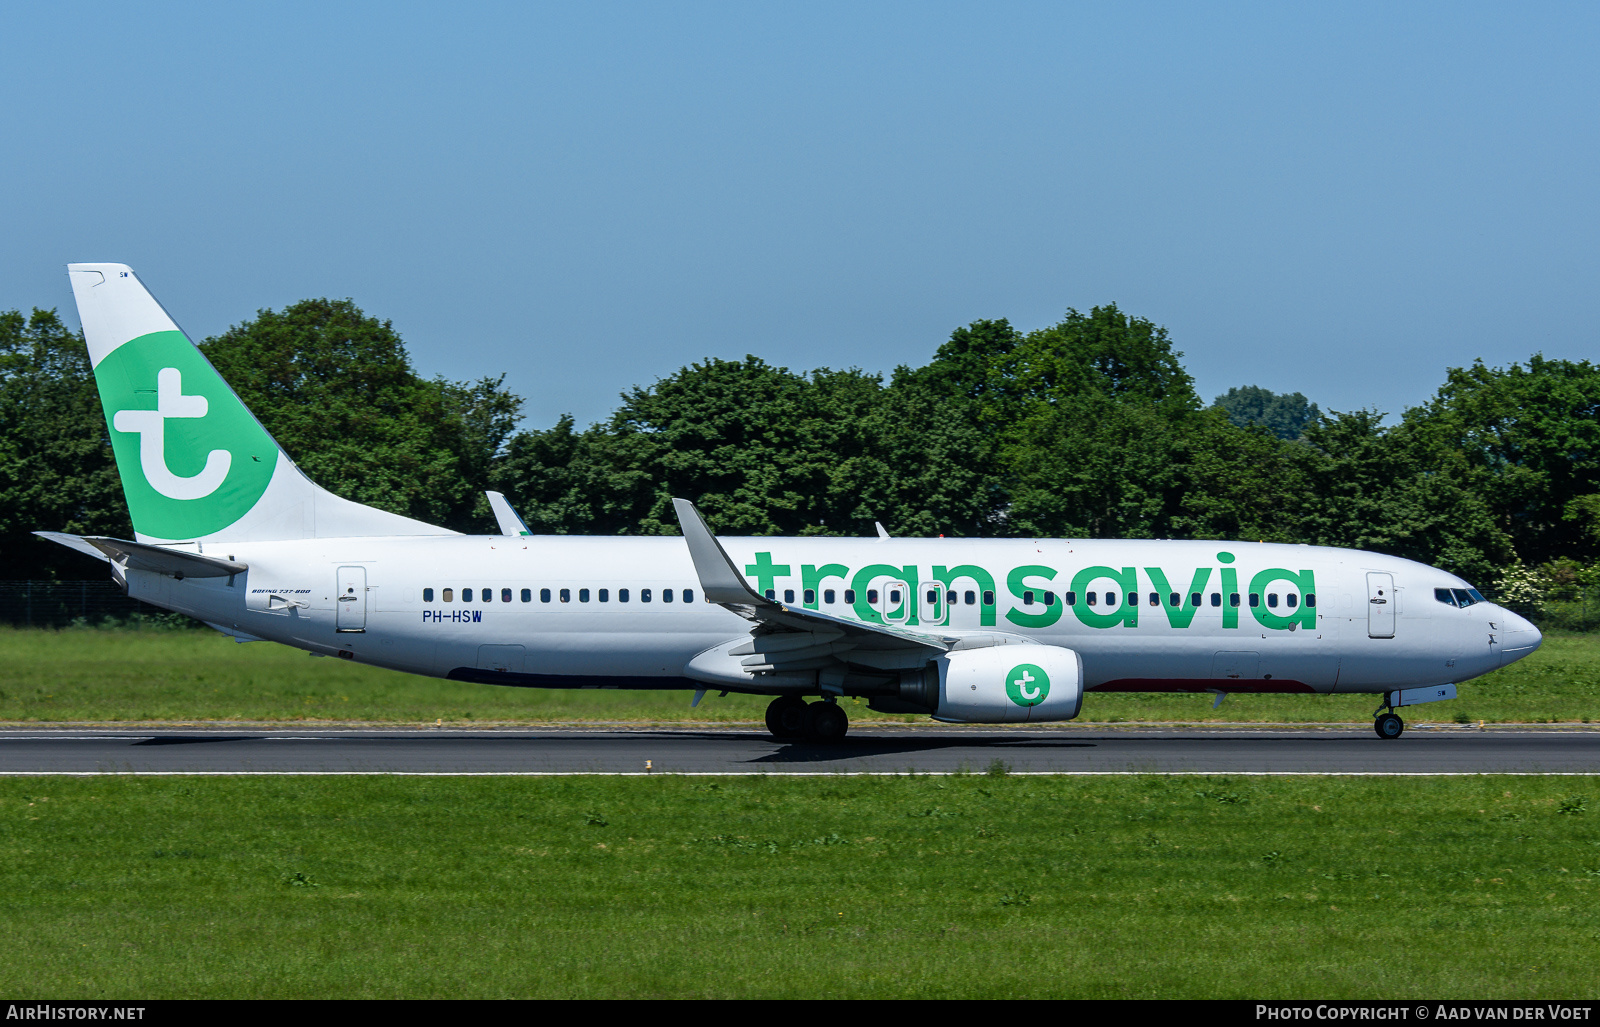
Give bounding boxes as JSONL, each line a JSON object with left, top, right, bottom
{"left": 764, "top": 695, "right": 850, "bottom": 743}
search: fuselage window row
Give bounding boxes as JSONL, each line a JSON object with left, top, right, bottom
{"left": 423, "top": 587, "right": 697, "bottom": 604}
{"left": 420, "top": 585, "right": 1314, "bottom": 612}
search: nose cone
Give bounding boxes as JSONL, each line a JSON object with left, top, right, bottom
{"left": 1498, "top": 609, "right": 1543, "bottom": 667}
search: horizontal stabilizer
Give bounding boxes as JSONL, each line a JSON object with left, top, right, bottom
{"left": 33, "top": 531, "right": 112, "bottom": 563}
{"left": 35, "top": 532, "right": 246, "bottom": 578}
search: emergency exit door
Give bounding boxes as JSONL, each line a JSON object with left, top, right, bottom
{"left": 336, "top": 566, "right": 367, "bottom": 633}
{"left": 1367, "top": 572, "right": 1395, "bottom": 639}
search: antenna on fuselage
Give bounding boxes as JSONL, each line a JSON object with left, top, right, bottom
{"left": 874, "top": 521, "right": 890, "bottom": 540}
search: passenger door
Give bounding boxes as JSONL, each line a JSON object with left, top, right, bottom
{"left": 335, "top": 566, "right": 367, "bottom": 633}
{"left": 1367, "top": 572, "right": 1395, "bottom": 639}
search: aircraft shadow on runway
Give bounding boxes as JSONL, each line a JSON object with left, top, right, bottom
{"left": 748, "top": 737, "right": 1098, "bottom": 763}
{"left": 132, "top": 735, "right": 258, "bottom": 746}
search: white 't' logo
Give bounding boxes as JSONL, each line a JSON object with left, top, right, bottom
{"left": 1013, "top": 669, "right": 1042, "bottom": 702}
{"left": 112, "top": 367, "right": 232, "bottom": 500}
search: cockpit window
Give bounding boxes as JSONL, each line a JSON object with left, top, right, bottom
{"left": 1467, "top": 588, "right": 1486, "bottom": 604}
{"left": 1453, "top": 588, "right": 1476, "bottom": 607}
{"left": 1435, "top": 588, "right": 1458, "bottom": 607}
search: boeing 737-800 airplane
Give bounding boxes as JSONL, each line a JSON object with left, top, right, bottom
{"left": 38, "top": 264, "right": 1543, "bottom": 741}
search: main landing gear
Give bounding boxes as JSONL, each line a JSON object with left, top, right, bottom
{"left": 1373, "top": 693, "right": 1404, "bottom": 739}
{"left": 765, "top": 695, "right": 850, "bottom": 743}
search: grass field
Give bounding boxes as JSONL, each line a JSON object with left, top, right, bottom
{"left": 1, "top": 774, "right": 1596, "bottom": 998}
{"left": 0, "top": 626, "right": 1596, "bottom": 725}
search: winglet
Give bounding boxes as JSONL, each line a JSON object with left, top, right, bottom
{"left": 671, "top": 498, "right": 771, "bottom": 606}
{"left": 485, "top": 491, "right": 532, "bottom": 536}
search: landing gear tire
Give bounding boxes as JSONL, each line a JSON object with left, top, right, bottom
{"left": 804, "top": 700, "right": 849, "bottom": 743}
{"left": 1374, "top": 712, "right": 1404, "bottom": 739}
{"left": 765, "top": 696, "right": 809, "bottom": 740}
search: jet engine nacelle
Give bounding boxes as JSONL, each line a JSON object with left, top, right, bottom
{"left": 933, "top": 643, "right": 1084, "bottom": 724}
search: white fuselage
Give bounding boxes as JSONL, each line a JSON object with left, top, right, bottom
{"left": 130, "top": 534, "right": 1542, "bottom": 699}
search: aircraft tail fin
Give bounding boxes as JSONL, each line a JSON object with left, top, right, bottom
{"left": 66, "top": 263, "right": 455, "bottom": 543}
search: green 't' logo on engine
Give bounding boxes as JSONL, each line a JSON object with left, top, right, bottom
{"left": 1005, "top": 663, "right": 1050, "bottom": 707}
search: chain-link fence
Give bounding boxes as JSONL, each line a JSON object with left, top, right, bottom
{"left": 0, "top": 580, "right": 188, "bottom": 628}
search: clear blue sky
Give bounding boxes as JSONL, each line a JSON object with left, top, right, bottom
{"left": 3, "top": 1, "right": 1595, "bottom": 429}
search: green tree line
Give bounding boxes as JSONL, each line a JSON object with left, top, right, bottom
{"left": 4, "top": 298, "right": 1599, "bottom": 604}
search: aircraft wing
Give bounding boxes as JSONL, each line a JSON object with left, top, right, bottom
{"left": 672, "top": 499, "right": 957, "bottom": 675}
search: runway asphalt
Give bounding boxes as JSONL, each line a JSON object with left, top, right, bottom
{"left": 0, "top": 724, "right": 1596, "bottom": 774}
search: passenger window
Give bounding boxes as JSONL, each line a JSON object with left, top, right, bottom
{"left": 1248, "top": 593, "right": 1260, "bottom": 608}
{"left": 808, "top": 589, "right": 819, "bottom": 605}
{"left": 964, "top": 590, "right": 975, "bottom": 605}
{"left": 619, "top": 588, "right": 630, "bottom": 602}
{"left": 1286, "top": 594, "right": 1297, "bottom": 608}
{"left": 560, "top": 588, "right": 571, "bottom": 603}
{"left": 982, "top": 590, "right": 995, "bottom": 606}
{"left": 1168, "top": 593, "right": 1179, "bottom": 608}
{"left": 1191, "top": 593, "right": 1202, "bottom": 607}
{"left": 579, "top": 589, "right": 590, "bottom": 603}
{"left": 845, "top": 589, "right": 856, "bottom": 604}
{"left": 443, "top": 588, "right": 454, "bottom": 602}
{"left": 1149, "top": 592, "right": 1160, "bottom": 607}
{"left": 1306, "top": 594, "right": 1317, "bottom": 608}
{"left": 663, "top": 589, "right": 674, "bottom": 603}
{"left": 423, "top": 588, "right": 434, "bottom": 602}
{"left": 521, "top": 588, "right": 532, "bottom": 603}
{"left": 765, "top": 589, "right": 775, "bottom": 601}
{"left": 1044, "top": 591, "right": 1056, "bottom": 607}
{"left": 1023, "top": 590, "right": 1035, "bottom": 606}
{"left": 926, "top": 589, "right": 938, "bottom": 604}
{"left": 684, "top": 589, "right": 694, "bottom": 603}
{"left": 784, "top": 589, "right": 795, "bottom": 604}
{"left": 1210, "top": 593, "right": 1221, "bottom": 607}
{"left": 463, "top": 588, "right": 473, "bottom": 602}
{"left": 599, "top": 588, "right": 609, "bottom": 602}
{"left": 1267, "top": 593, "right": 1278, "bottom": 608}
{"left": 1127, "top": 592, "right": 1138, "bottom": 609}
{"left": 1063, "top": 591, "right": 1076, "bottom": 605}
{"left": 867, "top": 589, "right": 879, "bottom": 604}
{"left": 539, "top": 588, "right": 551, "bottom": 603}
{"left": 1087, "top": 592, "right": 1098, "bottom": 607}
{"left": 1229, "top": 593, "right": 1240, "bottom": 607}
{"left": 502, "top": 588, "right": 512, "bottom": 603}
{"left": 641, "top": 589, "right": 652, "bottom": 603}
{"left": 824, "top": 589, "right": 836, "bottom": 604}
